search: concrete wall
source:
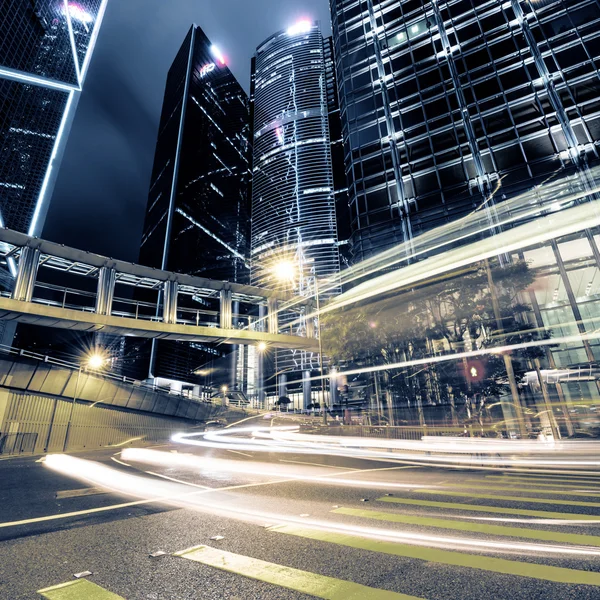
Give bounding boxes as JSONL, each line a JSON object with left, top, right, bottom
{"left": 0, "top": 355, "right": 223, "bottom": 456}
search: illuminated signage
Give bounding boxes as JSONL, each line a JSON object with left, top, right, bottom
{"left": 200, "top": 63, "right": 216, "bottom": 77}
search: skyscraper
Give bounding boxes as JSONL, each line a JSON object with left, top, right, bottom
{"left": 250, "top": 21, "right": 342, "bottom": 405}
{"left": 0, "top": 0, "right": 107, "bottom": 346}
{"left": 140, "top": 25, "right": 251, "bottom": 282}
{"left": 330, "top": 0, "right": 600, "bottom": 262}
{"left": 138, "top": 24, "right": 251, "bottom": 383}
{"left": 0, "top": 0, "right": 108, "bottom": 237}
{"left": 250, "top": 20, "right": 341, "bottom": 294}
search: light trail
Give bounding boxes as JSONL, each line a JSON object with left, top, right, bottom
{"left": 169, "top": 426, "right": 600, "bottom": 472}
{"left": 42, "top": 454, "right": 600, "bottom": 558}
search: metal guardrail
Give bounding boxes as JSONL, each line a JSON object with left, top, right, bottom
{"left": 0, "top": 343, "right": 218, "bottom": 407}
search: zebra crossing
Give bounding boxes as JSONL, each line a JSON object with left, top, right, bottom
{"left": 37, "top": 469, "right": 600, "bottom": 599}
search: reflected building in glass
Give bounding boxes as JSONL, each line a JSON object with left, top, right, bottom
{"left": 330, "top": 0, "right": 600, "bottom": 261}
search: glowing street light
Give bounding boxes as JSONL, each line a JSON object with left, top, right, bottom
{"left": 86, "top": 352, "right": 107, "bottom": 370}
{"left": 257, "top": 341, "right": 268, "bottom": 352}
{"left": 273, "top": 259, "right": 296, "bottom": 283}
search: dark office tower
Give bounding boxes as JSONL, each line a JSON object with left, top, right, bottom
{"left": 250, "top": 20, "right": 341, "bottom": 293}
{"left": 0, "top": 0, "right": 108, "bottom": 237}
{"left": 324, "top": 36, "right": 353, "bottom": 267}
{"left": 138, "top": 25, "right": 251, "bottom": 384}
{"left": 330, "top": 0, "right": 600, "bottom": 262}
{"left": 140, "top": 25, "right": 251, "bottom": 283}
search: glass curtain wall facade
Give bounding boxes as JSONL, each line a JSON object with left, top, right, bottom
{"left": 250, "top": 21, "right": 341, "bottom": 402}
{"left": 0, "top": 0, "right": 107, "bottom": 346}
{"left": 330, "top": 0, "right": 600, "bottom": 262}
{"left": 250, "top": 21, "right": 341, "bottom": 293}
{"left": 137, "top": 25, "right": 251, "bottom": 384}
{"left": 0, "top": 0, "right": 108, "bottom": 237}
{"left": 140, "top": 25, "right": 251, "bottom": 282}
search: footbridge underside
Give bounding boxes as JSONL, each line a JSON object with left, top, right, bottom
{"left": 0, "top": 228, "right": 318, "bottom": 352}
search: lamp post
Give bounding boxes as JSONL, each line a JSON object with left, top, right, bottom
{"left": 62, "top": 352, "right": 107, "bottom": 452}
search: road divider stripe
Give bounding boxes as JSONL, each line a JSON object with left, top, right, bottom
{"left": 175, "top": 544, "right": 423, "bottom": 599}
{"left": 271, "top": 525, "right": 600, "bottom": 586}
{"left": 414, "top": 489, "right": 600, "bottom": 508}
{"left": 55, "top": 488, "right": 107, "bottom": 500}
{"left": 38, "top": 579, "right": 124, "bottom": 599}
{"left": 502, "top": 471, "right": 600, "bottom": 481}
{"left": 441, "top": 483, "right": 600, "bottom": 498}
{"left": 333, "top": 507, "right": 600, "bottom": 546}
{"left": 377, "top": 496, "right": 600, "bottom": 520}
{"left": 487, "top": 476, "right": 600, "bottom": 489}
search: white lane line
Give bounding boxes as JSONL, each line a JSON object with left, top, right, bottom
{"left": 144, "top": 471, "right": 213, "bottom": 490}
{"left": 279, "top": 459, "right": 355, "bottom": 470}
{"left": 110, "top": 457, "right": 131, "bottom": 467}
{"left": 226, "top": 449, "right": 253, "bottom": 458}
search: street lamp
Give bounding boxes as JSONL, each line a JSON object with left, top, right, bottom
{"left": 272, "top": 259, "right": 328, "bottom": 425}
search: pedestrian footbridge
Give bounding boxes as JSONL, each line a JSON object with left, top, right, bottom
{"left": 0, "top": 228, "right": 318, "bottom": 352}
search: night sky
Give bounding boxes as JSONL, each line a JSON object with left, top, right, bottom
{"left": 45, "top": 0, "right": 331, "bottom": 262}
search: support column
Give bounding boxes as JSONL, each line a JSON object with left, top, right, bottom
{"left": 220, "top": 289, "right": 233, "bottom": 329}
{"left": 230, "top": 300, "right": 240, "bottom": 390}
{"left": 12, "top": 246, "right": 40, "bottom": 302}
{"left": 257, "top": 305, "right": 266, "bottom": 406}
{"left": 95, "top": 267, "right": 116, "bottom": 316}
{"left": 329, "top": 371, "right": 338, "bottom": 407}
{"left": 278, "top": 373, "right": 287, "bottom": 399}
{"left": 268, "top": 297, "right": 279, "bottom": 334}
{"left": 303, "top": 370, "right": 312, "bottom": 410}
{"left": 163, "top": 280, "right": 178, "bottom": 325}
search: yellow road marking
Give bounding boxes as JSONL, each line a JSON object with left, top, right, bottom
{"left": 415, "top": 488, "right": 600, "bottom": 508}
{"left": 333, "top": 507, "right": 600, "bottom": 546}
{"left": 38, "top": 579, "right": 124, "bottom": 599}
{"left": 175, "top": 544, "right": 423, "bottom": 599}
{"left": 442, "top": 483, "right": 600, "bottom": 497}
{"left": 55, "top": 488, "right": 107, "bottom": 499}
{"left": 377, "top": 496, "right": 600, "bottom": 520}
{"left": 272, "top": 525, "right": 600, "bottom": 585}
{"left": 487, "top": 476, "right": 600, "bottom": 489}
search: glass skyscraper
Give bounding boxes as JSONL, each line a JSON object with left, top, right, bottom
{"left": 0, "top": 0, "right": 107, "bottom": 347}
{"left": 140, "top": 25, "right": 251, "bottom": 283}
{"left": 330, "top": 0, "right": 600, "bottom": 262}
{"left": 138, "top": 25, "right": 251, "bottom": 383}
{"left": 0, "top": 0, "right": 108, "bottom": 237}
{"left": 250, "top": 20, "right": 341, "bottom": 294}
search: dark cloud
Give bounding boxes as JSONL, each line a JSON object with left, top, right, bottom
{"left": 45, "top": 0, "right": 331, "bottom": 262}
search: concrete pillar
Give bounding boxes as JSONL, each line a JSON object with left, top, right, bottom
{"left": 163, "top": 280, "right": 178, "bottom": 325}
{"left": 268, "top": 297, "right": 279, "bottom": 334}
{"left": 95, "top": 267, "right": 116, "bottom": 316}
{"left": 303, "top": 370, "right": 312, "bottom": 409}
{"left": 220, "top": 289, "right": 233, "bottom": 329}
{"left": 329, "top": 372, "right": 338, "bottom": 407}
{"left": 278, "top": 373, "right": 287, "bottom": 399}
{"left": 12, "top": 246, "right": 40, "bottom": 302}
{"left": 230, "top": 300, "right": 240, "bottom": 390}
{"left": 257, "top": 305, "right": 266, "bottom": 405}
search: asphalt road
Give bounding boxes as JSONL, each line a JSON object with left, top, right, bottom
{"left": 1, "top": 435, "right": 600, "bottom": 599}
